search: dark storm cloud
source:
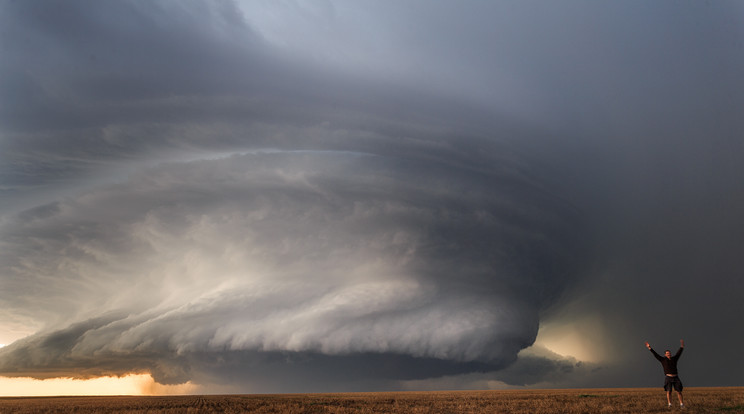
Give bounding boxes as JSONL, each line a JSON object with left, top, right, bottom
{"left": 0, "top": 0, "right": 269, "bottom": 126}
{"left": 0, "top": 0, "right": 522, "bottom": 215}
{"left": 1, "top": 0, "right": 744, "bottom": 392}
{"left": 0, "top": 150, "right": 579, "bottom": 390}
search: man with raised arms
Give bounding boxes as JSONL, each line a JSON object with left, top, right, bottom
{"left": 645, "top": 339, "right": 685, "bottom": 409}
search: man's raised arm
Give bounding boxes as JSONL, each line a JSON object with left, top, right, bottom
{"left": 645, "top": 341, "right": 663, "bottom": 360}
{"left": 675, "top": 339, "right": 685, "bottom": 358}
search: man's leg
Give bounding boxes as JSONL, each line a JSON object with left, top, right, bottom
{"left": 676, "top": 378, "right": 684, "bottom": 407}
{"left": 666, "top": 390, "right": 672, "bottom": 405}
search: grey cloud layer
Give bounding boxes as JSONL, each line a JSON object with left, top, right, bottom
{"left": 0, "top": 150, "right": 579, "bottom": 387}
{"left": 2, "top": 0, "right": 744, "bottom": 391}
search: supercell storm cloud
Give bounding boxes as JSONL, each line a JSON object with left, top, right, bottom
{"left": 0, "top": 142, "right": 580, "bottom": 387}
{"left": 1, "top": 0, "right": 744, "bottom": 392}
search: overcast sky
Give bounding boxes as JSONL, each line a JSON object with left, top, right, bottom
{"left": 1, "top": 0, "right": 743, "bottom": 393}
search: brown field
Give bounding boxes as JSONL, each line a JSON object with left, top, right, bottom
{"left": 0, "top": 387, "right": 742, "bottom": 413}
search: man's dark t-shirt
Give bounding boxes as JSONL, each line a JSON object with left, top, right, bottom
{"left": 650, "top": 347, "right": 683, "bottom": 375}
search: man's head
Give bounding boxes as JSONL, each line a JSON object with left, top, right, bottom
{"left": 665, "top": 350, "right": 672, "bottom": 358}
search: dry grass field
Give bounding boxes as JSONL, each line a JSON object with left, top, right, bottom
{"left": 0, "top": 387, "right": 742, "bottom": 413}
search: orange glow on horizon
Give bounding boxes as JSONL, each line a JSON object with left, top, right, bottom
{"left": 0, "top": 374, "right": 198, "bottom": 396}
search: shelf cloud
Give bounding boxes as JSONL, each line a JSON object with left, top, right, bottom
{"left": 0, "top": 147, "right": 579, "bottom": 388}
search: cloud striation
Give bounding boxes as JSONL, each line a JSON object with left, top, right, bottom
{"left": 0, "top": 146, "right": 580, "bottom": 388}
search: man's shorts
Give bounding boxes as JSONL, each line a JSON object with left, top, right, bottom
{"left": 664, "top": 375, "right": 683, "bottom": 392}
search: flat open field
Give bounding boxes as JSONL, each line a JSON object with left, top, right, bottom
{"left": 0, "top": 387, "right": 742, "bottom": 413}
